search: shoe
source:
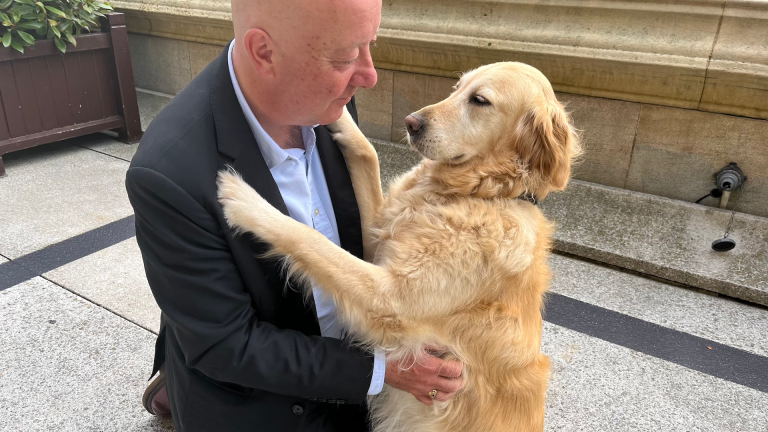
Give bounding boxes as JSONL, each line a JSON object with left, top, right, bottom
{"left": 142, "top": 368, "right": 172, "bottom": 419}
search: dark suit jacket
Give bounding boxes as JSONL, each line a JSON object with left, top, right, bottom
{"left": 126, "top": 44, "right": 373, "bottom": 432}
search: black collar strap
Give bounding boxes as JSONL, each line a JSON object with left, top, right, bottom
{"left": 517, "top": 193, "right": 538, "bottom": 205}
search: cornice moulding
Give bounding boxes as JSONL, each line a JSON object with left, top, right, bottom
{"left": 113, "top": 0, "right": 768, "bottom": 119}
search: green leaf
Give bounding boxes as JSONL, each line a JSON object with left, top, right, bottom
{"left": 0, "top": 12, "right": 10, "bottom": 23}
{"left": 16, "top": 28, "right": 33, "bottom": 43}
{"left": 2, "top": 31, "right": 11, "bottom": 47}
{"left": 17, "top": 20, "right": 43, "bottom": 29}
{"left": 64, "top": 30, "right": 74, "bottom": 46}
{"left": 50, "top": 21, "right": 59, "bottom": 36}
{"left": 12, "top": 9, "right": 20, "bottom": 22}
{"left": 53, "top": 34, "right": 64, "bottom": 52}
{"left": 46, "top": 18, "right": 54, "bottom": 25}
{"left": 10, "top": 38, "right": 23, "bottom": 53}
{"left": 58, "top": 19, "right": 69, "bottom": 32}
{"left": 45, "top": 5, "right": 64, "bottom": 16}
{"left": 0, "top": 0, "right": 13, "bottom": 8}
{"left": 13, "top": 5, "right": 34, "bottom": 14}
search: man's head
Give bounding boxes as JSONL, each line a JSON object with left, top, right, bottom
{"left": 231, "top": 0, "right": 381, "bottom": 127}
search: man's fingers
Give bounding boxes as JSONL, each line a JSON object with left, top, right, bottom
{"left": 437, "top": 360, "right": 463, "bottom": 378}
{"left": 436, "top": 376, "right": 464, "bottom": 394}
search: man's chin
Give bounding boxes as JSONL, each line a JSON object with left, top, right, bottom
{"left": 321, "top": 105, "right": 347, "bottom": 126}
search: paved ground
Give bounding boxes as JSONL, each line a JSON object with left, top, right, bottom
{"left": 1, "top": 105, "right": 767, "bottom": 430}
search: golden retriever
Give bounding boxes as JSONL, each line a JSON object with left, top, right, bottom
{"left": 216, "top": 62, "right": 581, "bottom": 432}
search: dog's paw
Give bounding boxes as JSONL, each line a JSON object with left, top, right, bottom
{"left": 327, "top": 107, "right": 368, "bottom": 151}
{"left": 216, "top": 168, "right": 278, "bottom": 236}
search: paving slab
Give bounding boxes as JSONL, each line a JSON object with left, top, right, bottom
{"left": 75, "top": 132, "right": 139, "bottom": 162}
{"left": 541, "top": 322, "right": 768, "bottom": 431}
{"left": 541, "top": 181, "right": 768, "bottom": 306}
{"left": 549, "top": 255, "right": 768, "bottom": 358}
{"left": 44, "top": 238, "right": 160, "bottom": 333}
{"left": 0, "top": 142, "right": 134, "bottom": 259}
{"left": 0, "top": 277, "right": 173, "bottom": 431}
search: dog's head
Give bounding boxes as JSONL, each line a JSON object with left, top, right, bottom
{"left": 406, "top": 62, "right": 581, "bottom": 199}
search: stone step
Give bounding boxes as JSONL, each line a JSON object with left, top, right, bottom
{"left": 370, "top": 139, "right": 768, "bottom": 307}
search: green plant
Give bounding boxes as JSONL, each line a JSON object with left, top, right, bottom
{"left": 1, "top": 0, "right": 113, "bottom": 54}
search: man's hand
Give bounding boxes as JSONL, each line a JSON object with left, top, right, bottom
{"left": 383, "top": 348, "right": 464, "bottom": 406}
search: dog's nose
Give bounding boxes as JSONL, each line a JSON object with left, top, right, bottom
{"left": 405, "top": 114, "right": 424, "bottom": 136}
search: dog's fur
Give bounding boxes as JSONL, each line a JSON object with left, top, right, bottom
{"left": 217, "top": 62, "right": 581, "bottom": 432}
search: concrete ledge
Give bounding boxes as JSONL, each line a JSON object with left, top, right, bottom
{"left": 541, "top": 181, "right": 768, "bottom": 306}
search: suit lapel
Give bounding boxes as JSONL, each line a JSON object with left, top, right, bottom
{"left": 208, "top": 43, "right": 321, "bottom": 335}
{"left": 315, "top": 124, "right": 364, "bottom": 260}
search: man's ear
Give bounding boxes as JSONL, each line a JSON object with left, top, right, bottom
{"left": 514, "top": 98, "right": 580, "bottom": 191}
{"left": 242, "top": 28, "right": 275, "bottom": 78}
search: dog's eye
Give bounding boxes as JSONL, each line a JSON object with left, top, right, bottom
{"left": 471, "top": 95, "right": 491, "bottom": 106}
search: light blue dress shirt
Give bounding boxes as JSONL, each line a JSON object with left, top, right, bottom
{"left": 228, "top": 42, "right": 385, "bottom": 395}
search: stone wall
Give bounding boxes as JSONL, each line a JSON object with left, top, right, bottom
{"left": 118, "top": 0, "right": 768, "bottom": 217}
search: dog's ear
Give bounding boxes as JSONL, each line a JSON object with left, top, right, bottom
{"left": 515, "top": 98, "right": 580, "bottom": 190}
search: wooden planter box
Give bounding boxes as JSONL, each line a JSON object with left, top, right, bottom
{"left": 0, "top": 13, "right": 142, "bottom": 177}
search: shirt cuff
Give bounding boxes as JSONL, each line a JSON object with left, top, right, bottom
{"left": 367, "top": 348, "right": 386, "bottom": 395}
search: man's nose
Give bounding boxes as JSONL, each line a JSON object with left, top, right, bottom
{"left": 350, "top": 53, "right": 378, "bottom": 89}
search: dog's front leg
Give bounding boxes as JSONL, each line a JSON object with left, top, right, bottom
{"left": 327, "top": 109, "right": 384, "bottom": 262}
{"left": 217, "top": 170, "right": 403, "bottom": 347}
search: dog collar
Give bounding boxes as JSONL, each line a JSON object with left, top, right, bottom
{"left": 517, "top": 193, "right": 538, "bottom": 205}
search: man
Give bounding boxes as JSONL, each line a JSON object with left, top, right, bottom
{"left": 126, "top": 0, "right": 464, "bottom": 431}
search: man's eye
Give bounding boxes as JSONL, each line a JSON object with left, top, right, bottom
{"left": 471, "top": 95, "right": 491, "bottom": 106}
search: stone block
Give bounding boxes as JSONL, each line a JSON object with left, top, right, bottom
{"left": 556, "top": 93, "right": 641, "bottom": 188}
{"left": 699, "top": 5, "right": 768, "bottom": 120}
{"left": 356, "top": 69, "right": 394, "bottom": 141}
{"left": 391, "top": 72, "right": 457, "bottom": 142}
{"left": 626, "top": 105, "right": 768, "bottom": 217}
{"left": 188, "top": 41, "right": 225, "bottom": 78}
{"left": 128, "top": 33, "right": 192, "bottom": 95}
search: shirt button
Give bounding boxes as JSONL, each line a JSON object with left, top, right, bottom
{"left": 292, "top": 404, "right": 304, "bottom": 416}
{"left": 314, "top": 209, "right": 320, "bottom": 216}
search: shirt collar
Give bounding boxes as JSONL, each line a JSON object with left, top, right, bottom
{"left": 227, "top": 40, "right": 318, "bottom": 169}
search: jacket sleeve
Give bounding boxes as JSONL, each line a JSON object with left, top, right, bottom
{"left": 126, "top": 166, "right": 374, "bottom": 403}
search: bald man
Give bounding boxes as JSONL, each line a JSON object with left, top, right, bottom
{"left": 126, "top": 0, "right": 463, "bottom": 431}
